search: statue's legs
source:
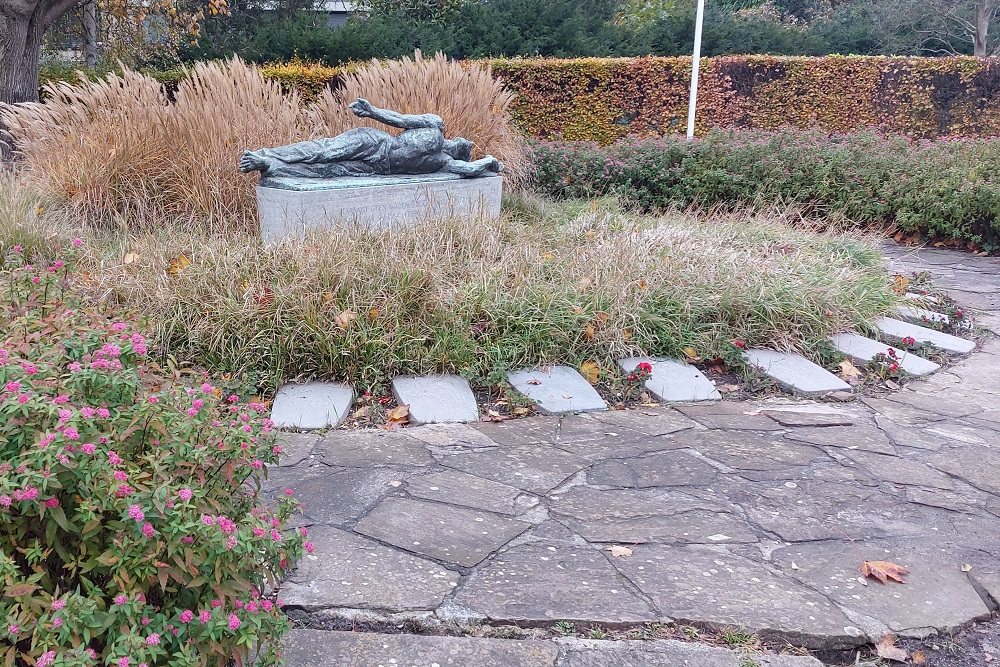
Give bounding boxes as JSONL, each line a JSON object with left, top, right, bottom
{"left": 240, "top": 128, "right": 393, "bottom": 176}
{"left": 444, "top": 156, "right": 503, "bottom": 177}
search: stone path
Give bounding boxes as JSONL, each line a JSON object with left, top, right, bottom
{"left": 274, "top": 245, "right": 1000, "bottom": 665}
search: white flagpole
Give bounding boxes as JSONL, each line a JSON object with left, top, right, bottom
{"left": 686, "top": 0, "right": 706, "bottom": 140}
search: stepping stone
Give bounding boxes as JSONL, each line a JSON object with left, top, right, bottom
{"left": 354, "top": 497, "right": 531, "bottom": 567}
{"left": 829, "top": 332, "right": 940, "bottom": 376}
{"left": 548, "top": 486, "right": 758, "bottom": 544}
{"left": 875, "top": 317, "right": 975, "bottom": 355}
{"left": 742, "top": 349, "right": 850, "bottom": 396}
{"left": 508, "top": 366, "right": 607, "bottom": 415}
{"left": 270, "top": 381, "right": 354, "bottom": 430}
{"left": 613, "top": 544, "right": 865, "bottom": 650}
{"left": 266, "top": 467, "right": 403, "bottom": 526}
{"left": 314, "top": 429, "right": 434, "bottom": 467}
{"left": 618, "top": 357, "right": 721, "bottom": 402}
{"left": 772, "top": 541, "right": 991, "bottom": 638}
{"left": 451, "top": 541, "right": 657, "bottom": 624}
{"left": 390, "top": 374, "right": 479, "bottom": 424}
{"left": 279, "top": 526, "right": 458, "bottom": 612}
{"left": 284, "top": 630, "right": 559, "bottom": 667}
{"left": 897, "top": 305, "right": 949, "bottom": 325}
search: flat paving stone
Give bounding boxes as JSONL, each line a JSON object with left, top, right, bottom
{"left": 905, "top": 487, "right": 983, "bottom": 513}
{"left": 451, "top": 541, "right": 657, "bottom": 624}
{"left": 354, "top": 497, "right": 531, "bottom": 567}
{"left": 692, "top": 431, "right": 829, "bottom": 477}
{"left": 785, "top": 425, "right": 897, "bottom": 455}
{"left": 859, "top": 397, "right": 948, "bottom": 424}
{"left": 508, "top": 366, "right": 607, "bottom": 415}
{"left": 470, "top": 417, "right": 557, "bottom": 446}
{"left": 390, "top": 374, "right": 479, "bottom": 424}
{"left": 830, "top": 332, "right": 941, "bottom": 376}
{"left": 438, "top": 443, "right": 590, "bottom": 494}
{"left": 760, "top": 406, "right": 855, "bottom": 427}
{"left": 875, "top": 316, "right": 976, "bottom": 355}
{"left": 743, "top": 349, "right": 851, "bottom": 396}
{"left": 922, "top": 420, "right": 999, "bottom": 446}
{"left": 548, "top": 487, "right": 758, "bottom": 544}
{"left": 270, "top": 467, "right": 402, "bottom": 526}
{"left": 614, "top": 544, "right": 865, "bottom": 649}
{"left": 588, "top": 407, "right": 699, "bottom": 436}
{"left": 280, "top": 526, "right": 458, "bottom": 612}
{"left": 842, "top": 449, "right": 956, "bottom": 490}
{"left": 314, "top": 429, "right": 434, "bottom": 467}
{"left": 405, "top": 422, "right": 500, "bottom": 450}
{"left": 274, "top": 431, "right": 321, "bottom": 467}
{"left": 619, "top": 357, "right": 721, "bottom": 402}
{"left": 588, "top": 449, "right": 720, "bottom": 488}
{"left": 772, "top": 541, "right": 991, "bottom": 638}
{"left": 284, "top": 629, "right": 559, "bottom": 667}
{"left": 405, "top": 469, "right": 531, "bottom": 515}
{"left": 926, "top": 446, "right": 1000, "bottom": 495}
{"left": 722, "top": 480, "right": 932, "bottom": 542}
{"left": 875, "top": 416, "right": 951, "bottom": 451}
{"left": 557, "top": 638, "right": 824, "bottom": 667}
{"left": 674, "top": 403, "right": 782, "bottom": 431}
{"left": 270, "top": 381, "right": 354, "bottom": 430}
{"left": 882, "top": 391, "right": 983, "bottom": 419}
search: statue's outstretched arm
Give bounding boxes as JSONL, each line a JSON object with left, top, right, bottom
{"left": 349, "top": 98, "right": 444, "bottom": 130}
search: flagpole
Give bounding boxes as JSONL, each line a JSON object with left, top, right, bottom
{"left": 686, "top": 0, "right": 706, "bottom": 140}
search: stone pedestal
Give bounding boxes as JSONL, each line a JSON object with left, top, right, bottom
{"left": 257, "top": 173, "right": 502, "bottom": 244}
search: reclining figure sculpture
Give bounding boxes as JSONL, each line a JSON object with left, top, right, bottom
{"left": 240, "top": 98, "right": 503, "bottom": 179}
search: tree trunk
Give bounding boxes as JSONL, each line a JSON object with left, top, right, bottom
{"left": 0, "top": 9, "right": 44, "bottom": 159}
{"left": 975, "top": 0, "right": 990, "bottom": 56}
{"left": 82, "top": 0, "right": 97, "bottom": 68}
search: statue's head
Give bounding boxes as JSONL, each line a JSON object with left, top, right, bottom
{"left": 443, "top": 137, "right": 473, "bottom": 162}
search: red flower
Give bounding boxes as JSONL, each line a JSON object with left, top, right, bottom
{"left": 732, "top": 339, "right": 747, "bottom": 350}
{"left": 636, "top": 362, "right": 653, "bottom": 374}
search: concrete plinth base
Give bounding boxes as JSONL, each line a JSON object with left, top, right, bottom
{"left": 257, "top": 173, "right": 502, "bottom": 244}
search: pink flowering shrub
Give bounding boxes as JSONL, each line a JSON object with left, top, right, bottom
{"left": 0, "top": 244, "right": 305, "bottom": 667}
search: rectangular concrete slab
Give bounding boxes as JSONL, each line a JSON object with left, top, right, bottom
{"left": 897, "top": 305, "right": 949, "bottom": 325}
{"left": 875, "top": 316, "right": 975, "bottom": 354}
{"left": 270, "top": 381, "right": 354, "bottom": 430}
{"left": 390, "top": 374, "right": 479, "bottom": 424}
{"left": 742, "top": 349, "right": 851, "bottom": 396}
{"left": 284, "top": 629, "right": 559, "bottom": 667}
{"left": 508, "top": 366, "right": 608, "bottom": 415}
{"left": 829, "top": 332, "right": 940, "bottom": 376}
{"left": 257, "top": 174, "right": 502, "bottom": 244}
{"left": 619, "top": 357, "right": 721, "bottom": 402}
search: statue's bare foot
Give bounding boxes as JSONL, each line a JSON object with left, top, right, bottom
{"left": 239, "top": 150, "right": 267, "bottom": 173}
{"left": 486, "top": 157, "right": 503, "bottom": 173}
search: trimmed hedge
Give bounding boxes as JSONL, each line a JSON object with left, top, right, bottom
{"left": 530, "top": 131, "right": 1000, "bottom": 251}
{"left": 39, "top": 55, "right": 1000, "bottom": 140}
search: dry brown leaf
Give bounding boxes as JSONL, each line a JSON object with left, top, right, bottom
{"left": 605, "top": 545, "right": 633, "bottom": 558}
{"left": 123, "top": 252, "right": 139, "bottom": 265}
{"left": 893, "top": 274, "right": 911, "bottom": 295}
{"left": 682, "top": 347, "right": 702, "bottom": 363}
{"left": 526, "top": 379, "right": 542, "bottom": 385}
{"left": 838, "top": 359, "right": 862, "bottom": 379}
{"left": 718, "top": 384, "right": 741, "bottom": 393}
{"left": 334, "top": 310, "right": 358, "bottom": 330}
{"left": 860, "top": 560, "right": 910, "bottom": 584}
{"left": 580, "top": 360, "right": 601, "bottom": 385}
{"left": 385, "top": 404, "right": 410, "bottom": 424}
{"left": 484, "top": 409, "right": 510, "bottom": 422}
{"left": 583, "top": 322, "right": 597, "bottom": 341}
{"left": 876, "top": 634, "right": 908, "bottom": 662}
{"left": 351, "top": 405, "right": 370, "bottom": 420}
{"left": 166, "top": 254, "right": 191, "bottom": 276}
{"left": 912, "top": 650, "right": 927, "bottom": 664}
{"left": 512, "top": 407, "right": 530, "bottom": 416}
{"left": 541, "top": 252, "right": 556, "bottom": 261}
{"left": 368, "top": 307, "right": 380, "bottom": 321}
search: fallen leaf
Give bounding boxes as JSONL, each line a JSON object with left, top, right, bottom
{"left": 893, "top": 274, "right": 911, "bottom": 295}
{"left": 961, "top": 564, "right": 973, "bottom": 572}
{"left": 885, "top": 379, "right": 900, "bottom": 390}
{"left": 577, "top": 277, "right": 593, "bottom": 290}
{"left": 580, "top": 360, "right": 601, "bottom": 385}
{"left": 876, "top": 634, "right": 908, "bottom": 662}
{"left": 526, "top": 379, "right": 542, "bottom": 385}
{"left": 718, "top": 384, "right": 741, "bottom": 393}
{"left": 682, "top": 347, "right": 702, "bottom": 362}
{"left": 860, "top": 560, "right": 910, "bottom": 584}
{"left": 351, "top": 405, "right": 370, "bottom": 420}
{"left": 334, "top": 310, "right": 357, "bottom": 330}
{"left": 912, "top": 650, "right": 927, "bottom": 664}
{"left": 123, "top": 252, "right": 139, "bottom": 265}
{"left": 838, "top": 359, "right": 862, "bottom": 380}
{"left": 368, "top": 307, "right": 380, "bottom": 321}
{"left": 166, "top": 254, "right": 191, "bottom": 276}
{"left": 542, "top": 252, "right": 556, "bottom": 261}
{"left": 484, "top": 409, "right": 510, "bottom": 422}
{"left": 512, "top": 407, "right": 530, "bottom": 416}
{"left": 605, "top": 545, "right": 633, "bottom": 558}
{"left": 385, "top": 404, "right": 410, "bottom": 424}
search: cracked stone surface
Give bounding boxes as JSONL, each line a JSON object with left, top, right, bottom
{"left": 556, "top": 638, "right": 824, "bottom": 666}
{"left": 277, "top": 247, "right": 1000, "bottom": 656}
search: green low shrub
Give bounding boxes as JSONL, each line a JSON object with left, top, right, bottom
{"left": 530, "top": 131, "right": 1000, "bottom": 251}
{"left": 0, "top": 242, "right": 306, "bottom": 666}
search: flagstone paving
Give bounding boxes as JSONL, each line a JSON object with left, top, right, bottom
{"left": 277, "top": 245, "right": 1000, "bottom": 665}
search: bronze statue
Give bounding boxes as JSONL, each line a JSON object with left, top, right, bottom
{"left": 240, "top": 99, "right": 503, "bottom": 179}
